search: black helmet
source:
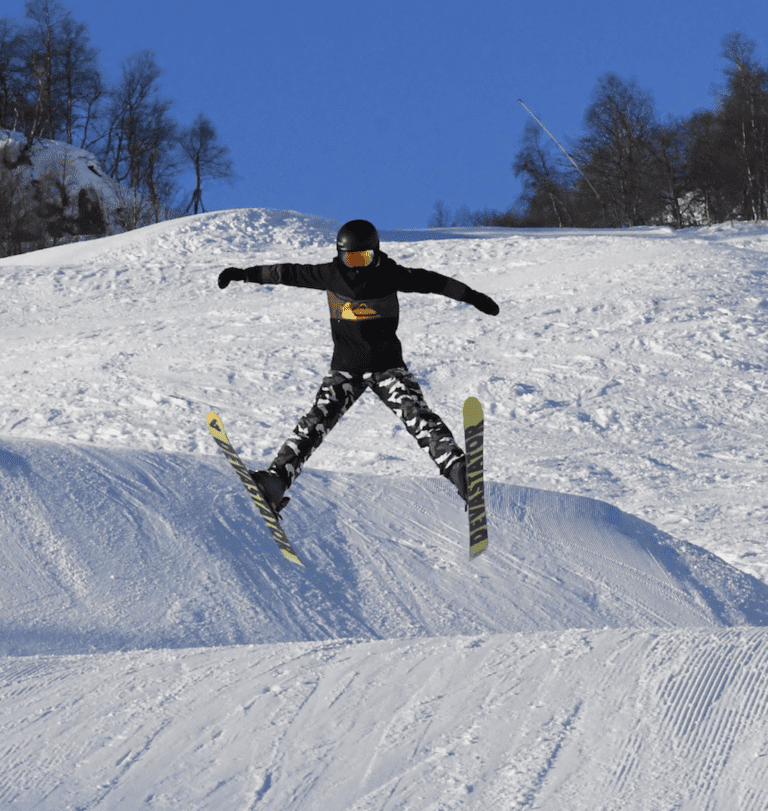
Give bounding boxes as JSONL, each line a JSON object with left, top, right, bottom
{"left": 336, "top": 220, "right": 380, "bottom": 268}
{"left": 337, "top": 219, "right": 379, "bottom": 252}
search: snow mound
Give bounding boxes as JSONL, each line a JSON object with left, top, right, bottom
{"left": 2, "top": 437, "right": 766, "bottom": 657}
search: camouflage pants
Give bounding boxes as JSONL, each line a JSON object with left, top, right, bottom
{"left": 270, "top": 368, "right": 464, "bottom": 487}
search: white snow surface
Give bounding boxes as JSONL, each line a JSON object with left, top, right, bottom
{"left": 2, "top": 208, "right": 768, "bottom": 808}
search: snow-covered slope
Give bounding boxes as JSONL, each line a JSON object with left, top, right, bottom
{"left": 6, "top": 628, "right": 768, "bottom": 810}
{"left": 2, "top": 209, "right": 768, "bottom": 808}
{"left": 3, "top": 210, "right": 768, "bottom": 582}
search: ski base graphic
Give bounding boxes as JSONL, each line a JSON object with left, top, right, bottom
{"left": 206, "top": 411, "right": 305, "bottom": 567}
{"left": 463, "top": 396, "right": 488, "bottom": 559}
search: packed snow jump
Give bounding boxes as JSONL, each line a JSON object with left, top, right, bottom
{"left": 214, "top": 219, "right": 499, "bottom": 562}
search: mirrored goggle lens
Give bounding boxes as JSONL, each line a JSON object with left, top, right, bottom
{"left": 342, "top": 249, "right": 375, "bottom": 268}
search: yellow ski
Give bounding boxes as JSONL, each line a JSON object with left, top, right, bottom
{"left": 207, "top": 411, "right": 305, "bottom": 567}
{"left": 463, "top": 396, "right": 488, "bottom": 558}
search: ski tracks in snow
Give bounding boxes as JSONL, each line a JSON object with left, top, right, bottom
{"left": 602, "top": 629, "right": 768, "bottom": 810}
{"left": 6, "top": 629, "right": 767, "bottom": 809}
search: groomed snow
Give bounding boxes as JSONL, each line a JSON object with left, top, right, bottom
{"left": 2, "top": 209, "right": 768, "bottom": 808}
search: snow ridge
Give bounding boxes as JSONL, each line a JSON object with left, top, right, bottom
{"left": 2, "top": 438, "right": 767, "bottom": 660}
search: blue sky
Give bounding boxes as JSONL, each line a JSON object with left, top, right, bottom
{"left": 4, "top": 0, "right": 767, "bottom": 228}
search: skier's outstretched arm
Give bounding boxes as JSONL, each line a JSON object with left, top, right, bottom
{"left": 445, "top": 279, "right": 500, "bottom": 316}
{"left": 218, "top": 264, "right": 328, "bottom": 290}
{"left": 400, "top": 267, "right": 500, "bottom": 316}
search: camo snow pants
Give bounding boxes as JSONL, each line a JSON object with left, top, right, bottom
{"left": 269, "top": 368, "right": 465, "bottom": 487}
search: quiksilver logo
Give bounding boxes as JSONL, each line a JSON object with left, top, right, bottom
{"left": 341, "top": 301, "right": 378, "bottom": 320}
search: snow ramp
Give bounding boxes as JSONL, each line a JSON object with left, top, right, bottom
{"left": 1, "top": 437, "right": 767, "bottom": 657}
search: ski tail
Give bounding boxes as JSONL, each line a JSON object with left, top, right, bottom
{"left": 463, "top": 397, "right": 488, "bottom": 559}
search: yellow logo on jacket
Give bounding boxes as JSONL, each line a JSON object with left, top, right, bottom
{"left": 341, "top": 301, "right": 379, "bottom": 320}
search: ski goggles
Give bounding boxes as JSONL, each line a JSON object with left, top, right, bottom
{"left": 341, "top": 249, "right": 375, "bottom": 268}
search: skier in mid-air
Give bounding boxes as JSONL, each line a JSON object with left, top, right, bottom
{"left": 217, "top": 219, "right": 499, "bottom": 513}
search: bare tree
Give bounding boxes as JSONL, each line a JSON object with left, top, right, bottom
{"left": 9, "top": 1, "right": 103, "bottom": 152}
{"left": 718, "top": 32, "right": 768, "bottom": 220}
{"left": 648, "top": 118, "right": 690, "bottom": 228}
{"left": 111, "top": 180, "right": 153, "bottom": 231}
{"left": 100, "top": 50, "right": 179, "bottom": 224}
{"left": 576, "top": 73, "right": 658, "bottom": 226}
{"left": 76, "top": 66, "right": 104, "bottom": 150}
{"left": 142, "top": 96, "right": 179, "bottom": 221}
{"left": 513, "top": 120, "right": 573, "bottom": 227}
{"left": 21, "top": 0, "right": 67, "bottom": 141}
{"left": 428, "top": 199, "right": 451, "bottom": 227}
{"left": 101, "top": 50, "right": 160, "bottom": 187}
{"left": 0, "top": 18, "right": 25, "bottom": 131}
{"left": 178, "top": 112, "right": 234, "bottom": 214}
{"left": 683, "top": 110, "right": 732, "bottom": 224}
{"left": 57, "top": 12, "right": 101, "bottom": 145}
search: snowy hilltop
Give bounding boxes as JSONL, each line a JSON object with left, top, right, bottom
{"left": 1, "top": 209, "right": 768, "bottom": 808}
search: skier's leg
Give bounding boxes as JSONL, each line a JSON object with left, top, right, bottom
{"left": 367, "top": 368, "right": 465, "bottom": 492}
{"left": 268, "top": 370, "right": 366, "bottom": 487}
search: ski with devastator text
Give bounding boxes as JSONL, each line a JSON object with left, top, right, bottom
{"left": 463, "top": 396, "right": 488, "bottom": 558}
{"left": 206, "top": 410, "right": 306, "bottom": 567}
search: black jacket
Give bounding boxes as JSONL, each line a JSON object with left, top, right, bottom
{"left": 245, "top": 250, "right": 478, "bottom": 374}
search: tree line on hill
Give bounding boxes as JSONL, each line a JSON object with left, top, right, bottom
{"left": 431, "top": 32, "right": 768, "bottom": 230}
{"left": 0, "top": 0, "right": 234, "bottom": 256}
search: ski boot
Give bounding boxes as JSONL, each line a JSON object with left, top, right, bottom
{"left": 249, "top": 469, "right": 290, "bottom": 514}
{"left": 447, "top": 458, "right": 468, "bottom": 506}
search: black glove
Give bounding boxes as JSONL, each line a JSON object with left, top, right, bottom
{"left": 466, "top": 290, "right": 500, "bottom": 316}
{"left": 218, "top": 267, "right": 247, "bottom": 289}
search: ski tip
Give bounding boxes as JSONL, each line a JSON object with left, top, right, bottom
{"left": 206, "top": 411, "right": 227, "bottom": 440}
{"left": 463, "top": 396, "right": 483, "bottom": 426}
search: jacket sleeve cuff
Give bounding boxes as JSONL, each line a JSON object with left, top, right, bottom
{"left": 246, "top": 265, "right": 285, "bottom": 284}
